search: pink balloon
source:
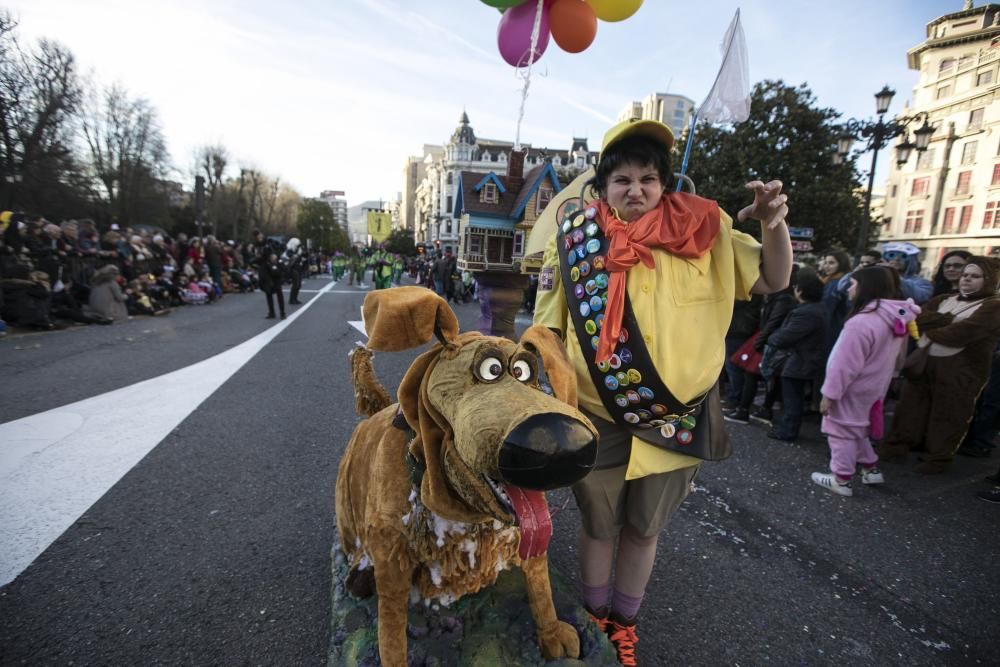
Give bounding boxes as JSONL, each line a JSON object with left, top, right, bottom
{"left": 497, "top": 1, "right": 550, "bottom": 67}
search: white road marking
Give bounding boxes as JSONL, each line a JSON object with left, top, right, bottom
{"left": 0, "top": 281, "right": 338, "bottom": 586}
{"left": 348, "top": 321, "right": 367, "bottom": 336}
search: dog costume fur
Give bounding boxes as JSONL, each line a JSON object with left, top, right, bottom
{"left": 336, "top": 287, "right": 598, "bottom": 665}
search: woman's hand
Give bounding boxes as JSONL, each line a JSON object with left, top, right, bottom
{"left": 738, "top": 180, "right": 788, "bottom": 230}
{"left": 819, "top": 396, "right": 833, "bottom": 416}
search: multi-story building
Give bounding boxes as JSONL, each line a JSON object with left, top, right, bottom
{"left": 401, "top": 150, "right": 437, "bottom": 235}
{"left": 319, "top": 190, "right": 349, "bottom": 234}
{"left": 879, "top": 1, "right": 1000, "bottom": 265}
{"left": 412, "top": 111, "right": 597, "bottom": 251}
{"left": 617, "top": 92, "right": 696, "bottom": 139}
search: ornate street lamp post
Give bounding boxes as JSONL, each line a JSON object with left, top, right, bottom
{"left": 836, "top": 86, "right": 934, "bottom": 260}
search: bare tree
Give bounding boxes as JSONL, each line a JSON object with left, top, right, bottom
{"left": 81, "top": 81, "right": 170, "bottom": 225}
{"left": 0, "top": 10, "right": 88, "bottom": 215}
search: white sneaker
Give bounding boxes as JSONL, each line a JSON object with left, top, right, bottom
{"left": 861, "top": 467, "right": 885, "bottom": 485}
{"left": 811, "top": 472, "right": 853, "bottom": 497}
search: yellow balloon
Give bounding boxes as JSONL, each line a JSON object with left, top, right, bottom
{"left": 586, "top": 0, "right": 643, "bottom": 22}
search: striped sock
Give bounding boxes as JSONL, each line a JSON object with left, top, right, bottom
{"left": 581, "top": 581, "right": 610, "bottom": 612}
{"left": 611, "top": 589, "right": 643, "bottom": 621}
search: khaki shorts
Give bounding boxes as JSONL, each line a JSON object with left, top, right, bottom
{"left": 573, "top": 412, "right": 699, "bottom": 539}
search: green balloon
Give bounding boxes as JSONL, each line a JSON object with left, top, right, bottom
{"left": 480, "top": 0, "right": 525, "bottom": 8}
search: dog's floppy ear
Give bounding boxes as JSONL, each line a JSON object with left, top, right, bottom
{"left": 362, "top": 286, "right": 459, "bottom": 352}
{"left": 520, "top": 325, "right": 578, "bottom": 408}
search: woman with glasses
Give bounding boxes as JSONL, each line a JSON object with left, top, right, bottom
{"left": 931, "top": 250, "right": 972, "bottom": 297}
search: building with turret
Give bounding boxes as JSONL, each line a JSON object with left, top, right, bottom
{"left": 879, "top": 1, "right": 1000, "bottom": 263}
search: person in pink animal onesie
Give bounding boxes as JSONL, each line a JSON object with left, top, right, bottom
{"left": 813, "top": 266, "right": 921, "bottom": 497}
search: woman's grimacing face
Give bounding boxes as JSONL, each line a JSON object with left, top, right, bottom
{"left": 959, "top": 264, "right": 985, "bottom": 296}
{"left": 819, "top": 255, "right": 839, "bottom": 276}
{"left": 605, "top": 163, "right": 664, "bottom": 222}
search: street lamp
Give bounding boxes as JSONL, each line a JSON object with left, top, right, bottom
{"left": 835, "top": 86, "right": 932, "bottom": 260}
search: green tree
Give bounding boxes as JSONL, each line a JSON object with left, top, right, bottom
{"left": 383, "top": 228, "right": 415, "bottom": 256}
{"left": 297, "top": 199, "right": 349, "bottom": 252}
{"left": 683, "top": 80, "right": 865, "bottom": 252}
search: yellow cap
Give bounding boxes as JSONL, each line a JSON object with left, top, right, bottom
{"left": 600, "top": 117, "right": 675, "bottom": 158}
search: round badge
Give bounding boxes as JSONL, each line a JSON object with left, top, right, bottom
{"left": 585, "top": 222, "right": 600, "bottom": 237}
{"left": 616, "top": 371, "right": 629, "bottom": 387}
{"left": 637, "top": 409, "right": 652, "bottom": 421}
{"left": 585, "top": 279, "right": 598, "bottom": 295}
{"left": 589, "top": 295, "right": 603, "bottom": 312}
{"left": 619, "top": 330, "right": 629, "bottom": 344}
{"left": 593, "top": 256, "right": 606, "bottom": 271}
{"left": 570, "top": 267, "right": 581, "bottom": 282}
{"left": 572, "top": 229, "right": 585, "bottom": 244}
{"left": 595, "top": 273, "right": 608, "bottom": 288}
{"left": 572, "top": 214, "right": 585, "bottom": 228}
{"left": 627, "top": 369, "right": 642, "bottom": 384}
{"left": 650, "top": 419, "right": 666, "bottom": 427}
{"left": 605, "top": 375, "right": 619, "bottom": 390}
{"left": 584, "top": 319, "right": 597, "bottom": 335}
{"left": 638, "top": 386, "right": 654, "bottom": 400}
{"left": 586, "top": 238, "right": 601, "bottom": 254}
{"left": 591, "top": 335, "right": 600, "bottom": 350}
{"left": 676, "top": 429, "right": 693, "bottom": 445}
{"left": 609, "top": 354, "right": 622, "bottom": 370}
{"left": 651, "top": 403, "right": 667, "bottom": 416}
{"left": 664, "top": 414, "right": 682, "bottom": 423}
{"left": 596, "top": 313, "right": 605, "bottom": 330}
{"left": 623, "top": 412, "right": 640, "bottom": 424}
{"left": 680, "top": 414, "right": 697, "bottom": 430}
{"left": 597, "top": 360, "right": 611, "bottom": 373}
{"left": 574, "top": 244, "right": 586, "bottom": 258}
{"left": 561, "top": 219, "right": 571, "bottom": 234}
{"left": 626, "top": 390, "right": 640, "bottom": 404}
{"left": 565, "top": 236, "right": 575, "bottom": 251}
{"left": 579, "top": 301, "right": 590, "bottom": 317}
{"left": 660, "top": 423, "right": 677, "bottom": 439}
{"left": 578, "top": 261, "right": 591, "bottom": 277}
{"left": 614, "top": 394, "right": 629, "bottom": 408}
{"left": 585, "top": 206, "right": 597, "bottom": 220}
{"left": 619, "top": 348, "right": 633, "bottom": 364}
{"left": 574, "top": 284, "right": 585, "bottom": 300}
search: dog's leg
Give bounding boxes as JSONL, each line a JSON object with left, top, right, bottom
{"left": 522, "top": 554, "right": 581, "bottom": 659}
{"left": 373, "top": 551, "right": 413, "bottom": 667}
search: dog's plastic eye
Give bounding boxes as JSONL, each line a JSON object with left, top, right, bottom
{"left": 479, "top": 357, "right": 504, "bottom": 381}
{"left": 511, "top": 359, "right": 532, "bottom": 382}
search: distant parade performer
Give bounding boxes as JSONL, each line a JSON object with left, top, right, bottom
{"left": 392, "top": 254, "right": 404, "bottom": 285}
{"left": 252, "top": 229, "right": 285, "bottom": 320}
{"left": 333, "top": 253, "right": 347, "bottom": 281}
{"left": 373, "top": 246, "right": 393, "bottom": 290}
{"left": 284, "top": 237, "right": 304, "bottom": 305}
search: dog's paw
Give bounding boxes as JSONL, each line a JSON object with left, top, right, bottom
{"left": 537, "top": 620, "right": 580, "bottom": 660}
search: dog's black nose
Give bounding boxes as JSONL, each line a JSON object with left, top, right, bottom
{"left": 498, "top": 414, "right": 597, "bottom": 491}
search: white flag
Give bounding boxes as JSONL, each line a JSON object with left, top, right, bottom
{"left": 698, "top": 9, "right": 750, "bottom": 124}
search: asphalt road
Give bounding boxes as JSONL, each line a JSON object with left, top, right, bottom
{"left": 0, "top": 276, "right": 997, "bottom": 666}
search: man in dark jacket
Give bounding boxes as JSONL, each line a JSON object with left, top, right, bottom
{"left": 765, "top": 269, "right": 829, "bottom": 442}
{"left": 723, "top": 294, "right": 763, "bottom": 404}
{"left": 252, "top": 230, "right": 285, "bottom": 320}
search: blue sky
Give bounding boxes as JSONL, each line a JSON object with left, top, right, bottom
{"left": 10, "top": 0, "right": 954, "bottom": 205}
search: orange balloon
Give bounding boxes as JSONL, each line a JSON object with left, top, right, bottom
{"left": 550, "top": 0, "right": 598, "bottom": 53}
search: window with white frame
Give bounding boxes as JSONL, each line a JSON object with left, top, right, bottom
{"left": 984, "top": 202, "right": 1000, "bottom": 229}
{"left": 537, "top": 188, "right": 553, "bottom": 211}
{"left": 917, "top": 148, "right": 935, "bottom": 170}
{"left": 911, "top": 177, "right": 930, "bottom": 196}
{"left": 959, "top": 205, "right": 973, "bottom": 233}
{"left": 904, "top": 209, "right": 924, "bottom": 233}
{"left": 978, "top": 70, "right": 994, "bottom": 87}
{"left": 513, "top": 232, "right": 523, "bottom": 256}
{"left": 939, "top": 57, "right": 956, "bottom": 73}
{"left": 942, "top": 207, "right": 956, "bottom": 233}
{"left": 469, "top": 234, "right": 483, "bottom": 255}
{"left": 956, "top": 170, "right": 972, "bottom": 195}
{"left": 970, "top": 108, "right": 985, "bottom": 130}
{"left": 992, "top": 164, "right": 1000, "bottom": 185}
{"left": 936, "top": 85, "right": 952, "bottom": 99}
{"left": 480, "top": 182, "right": 498, "bottom": 204}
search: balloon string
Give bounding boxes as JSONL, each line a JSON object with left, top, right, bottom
{"left": 514, "top": 0, "right": 545, "bottom": 151}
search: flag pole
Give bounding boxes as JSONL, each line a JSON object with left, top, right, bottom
{"left": 675, "top": 8, "right": 742, "bottom": 192}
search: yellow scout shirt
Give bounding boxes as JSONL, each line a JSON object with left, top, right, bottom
{"left": 533, "top": 208, "right": 761, "bottom": 479}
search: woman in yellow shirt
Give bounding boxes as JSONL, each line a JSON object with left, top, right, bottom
{"left": 533, "top": 118, "right": 791, "bottom": 665}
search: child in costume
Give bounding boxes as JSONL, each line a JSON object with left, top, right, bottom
{"left": 812, "top": 267, "right": 920, "bottom": 496}
{"left": 534, "top": 118, "right": 791, "bottom": 665}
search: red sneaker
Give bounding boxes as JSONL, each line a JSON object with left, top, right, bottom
{"left": 585, "top": 605, "right": 609, "bottom": 633}
{"left": 607, "top": 614, "right": 638, "bottom": 666}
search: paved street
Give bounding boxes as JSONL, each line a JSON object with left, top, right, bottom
{"left": 0, "top": 276, "right": 997, "bottom": 666}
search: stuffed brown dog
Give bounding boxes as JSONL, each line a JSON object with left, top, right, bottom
{"left": 335, "top": 287, "right": 598, "bottom": 666}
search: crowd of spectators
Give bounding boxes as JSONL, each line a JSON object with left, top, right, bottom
{"left": 0, "top": 212, "right": 293, "bottom": 333}
{"left": 720, "top": 244, "right": 1000, "bottom": 499}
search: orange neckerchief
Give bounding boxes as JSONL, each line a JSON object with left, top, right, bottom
{"left": 594, "top": 192, "right": 721, "bottom": 363}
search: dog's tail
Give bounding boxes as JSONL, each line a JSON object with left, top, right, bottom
{"left": 349, "top": 343, "right": 392, "bottom": 417}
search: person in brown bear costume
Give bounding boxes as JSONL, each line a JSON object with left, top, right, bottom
{"left": 881, "top": 256, "right": 1000, "bottom": 474}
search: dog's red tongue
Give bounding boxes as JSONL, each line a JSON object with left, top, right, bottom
{"left": 504, "top": 484, "right": 552, "bottom": 560}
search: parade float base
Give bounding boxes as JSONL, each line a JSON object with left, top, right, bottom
{"left": 328, "top": 536, "right": 617, "bottom": 666}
